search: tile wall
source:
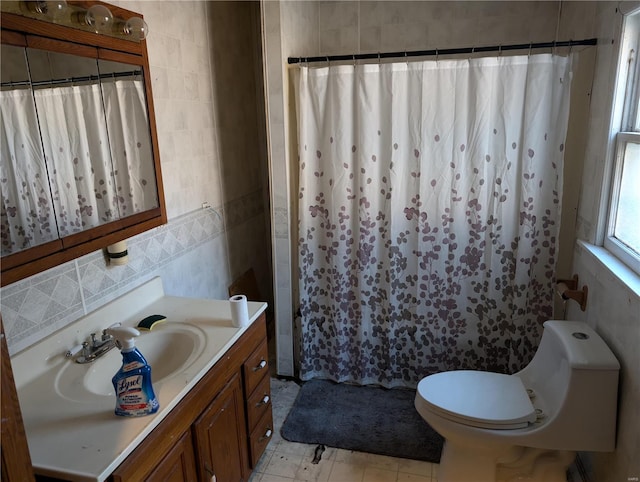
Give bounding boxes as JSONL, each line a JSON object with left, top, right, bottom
{"left": 564, "top": 2, "right": 640, "bottom": 481}
{"left": 3, "top": 191, "right": 265, "bottom": 355}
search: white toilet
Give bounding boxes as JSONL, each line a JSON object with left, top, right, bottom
{"left": 415, "top": 320, "right": 620, "bottom": 482}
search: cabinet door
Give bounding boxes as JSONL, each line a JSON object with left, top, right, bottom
{"left": 193, "top": 374, "right": 248, "bottom": 482}
{"left": 145, "top": 431, "right": 197, "bottom": 482}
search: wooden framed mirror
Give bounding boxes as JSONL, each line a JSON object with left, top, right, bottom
{"left": 0, "top": 1, "right": 166, "bottom": 286}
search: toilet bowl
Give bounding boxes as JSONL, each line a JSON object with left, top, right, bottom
{"left": 415, "top": 320, "right": 620, "bottom": 482}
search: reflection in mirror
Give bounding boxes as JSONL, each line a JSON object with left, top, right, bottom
{"left": 27, "top": 47, "right": 119, "bottom": 238}
{"left": 0, "top": 44, "right": 58, "bottom": 256}
{"left": 98, "top": 59, "right": 158, "bottom": 217}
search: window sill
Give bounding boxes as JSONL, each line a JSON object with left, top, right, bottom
{"left": 577, "top": 240, "right": 640, "bottom": 298}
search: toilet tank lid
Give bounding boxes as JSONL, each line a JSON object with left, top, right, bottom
{"left": 543, "top": 320, "right": 620, "bottom": 370}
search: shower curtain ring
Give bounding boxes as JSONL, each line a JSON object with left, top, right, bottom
{"left": 436, "top": 48, "right": 439, "bottom": 63}
{"left": 326, "top": 56, "right": 330, "bottom": 67}
{"left": 528, "top": 42, "right": 533, "bottom": 57}
{"left": 378, "top": 52, "right": 381, "bottom": 64}
{"left": 405, "top": 50, "right": 408, "bottom": 65}
{"left": 569, "top": 39, "right": 573, "bottom": 55}
{"left": 498, "top": 44, "right": 502, "bottom": 57}
{"left": 353, "top": 54, "right": 356, "bottom": 68}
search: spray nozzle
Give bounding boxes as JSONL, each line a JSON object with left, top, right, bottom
{"left": 106, "top": 326, "right": 140, "bottom": 351}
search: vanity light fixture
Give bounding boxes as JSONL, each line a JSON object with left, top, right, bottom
{"left": 16, "top": 1, "right": 149, "bottom": 41}
{"left": 123, "top": 16, "right": 149, "bottom": 40}
{"left": 26, "top": 0, "right": 67, "bottom": 19}
{"left": 84, "top": 4, "right": 113, "bottom": 33}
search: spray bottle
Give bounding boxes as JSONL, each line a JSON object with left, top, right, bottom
{"left": 106, "top": 326, "right": 159, "bottom": 417}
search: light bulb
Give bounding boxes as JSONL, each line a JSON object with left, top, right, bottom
{"left": 30, "top": 0, "right": 67, "bottom": 19}
{"left": 124, "top": 16, "right": 149, "bottom": 40}
{"left": 85, "top": 4, "right": 113, "bottom": 33}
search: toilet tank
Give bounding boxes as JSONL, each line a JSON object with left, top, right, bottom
{"left": 516, "top": 320, "right": 620, "bottom": 451}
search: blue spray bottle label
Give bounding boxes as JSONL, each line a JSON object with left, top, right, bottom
{"left": 107, "top": 327, "right": 160, "bottom": 417}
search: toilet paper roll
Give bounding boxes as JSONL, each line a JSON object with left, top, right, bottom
{"left": 230, "top": 294, "right": 249, "bottom": 328}
{"left": 556, "top": 282, "right": 569, "bottom": 300}
{"left": 107, "top": 240, "right": 129, "bottom": 266}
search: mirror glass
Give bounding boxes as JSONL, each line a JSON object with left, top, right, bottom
{"left": 27, "top": 47, "right": 120, "bottom": 238}
{"left": 0, "top": 44, "right": 58, "bottom": 256}
{"left": 0, "top": 41, "right": 161, "bottom": 260}
{"left": 97, "top": 58, "right": 159, "bottom": 218}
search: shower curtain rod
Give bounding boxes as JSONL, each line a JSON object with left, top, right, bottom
{"left": 0, "top": 70, "right": 142, "bottom": 88}
{"left": 287, "top": 38, "right": 597, "bottom": 65}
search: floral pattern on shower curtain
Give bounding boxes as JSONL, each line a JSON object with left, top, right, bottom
{"left": 295, "top": 54, "right": 572, "bottom": 388}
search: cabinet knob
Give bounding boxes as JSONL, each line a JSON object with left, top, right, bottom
{"left": 259, "top": 428, "right": 273, "bottom": 442}
{"left": 256, "top": 394, "right": 270, "bottom": 407}
{"left": 253, "top": 359, "right": 267, "bottom": 371}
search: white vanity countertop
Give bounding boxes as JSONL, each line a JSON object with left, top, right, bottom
{"left": 11, "top": 277, "right": 267, "bottom": 482}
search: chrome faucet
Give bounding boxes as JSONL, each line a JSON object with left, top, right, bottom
{"left": 65, "top": 324, "right": 120, "bottom": 364}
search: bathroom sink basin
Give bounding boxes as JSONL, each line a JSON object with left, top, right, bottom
{"left": 55, "top": 323, "right": 206, "bottom": 402}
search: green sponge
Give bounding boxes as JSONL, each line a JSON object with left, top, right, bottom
{"left": 137, "top": 314, "right": 167, "bottom": 330}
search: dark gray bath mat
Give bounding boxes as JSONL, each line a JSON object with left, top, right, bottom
{"left": 280, "top": 379, "right": 443, "bottom": 463}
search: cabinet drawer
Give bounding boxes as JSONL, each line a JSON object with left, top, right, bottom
{"left": 246, "top": 373, "right": 272, "bottom": 431}
{"left": 243, "top": 340, "right": 269, "bottom": 395}
{"left": 249, "top": 409, "right": 274, "bottom": 468}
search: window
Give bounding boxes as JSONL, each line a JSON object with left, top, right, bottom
{"left": 605, "top": 10, "right": 640, "bottom": 275}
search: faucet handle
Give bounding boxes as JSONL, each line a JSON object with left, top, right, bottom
{"left": 65, "top": 344, "right": 83, "bottom": 358}
{"left": 90, "top": 333, "right": 98, "bottom": 346}
{"left": 81, "top": 341, "right": 91, "bottom": 357}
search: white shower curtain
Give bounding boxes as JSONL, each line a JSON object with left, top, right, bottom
{"left": 296, "top": 54, "right": 572, "bottom": 388}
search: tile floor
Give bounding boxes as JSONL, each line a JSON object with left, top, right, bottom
{"left": 249, "top": 378, "right": 439, "bottom": 482}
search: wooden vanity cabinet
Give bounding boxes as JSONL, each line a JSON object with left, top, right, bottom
{"left": 144, "top": 431, "right": 197, "bottom": 482}
{"left": 242, "top": 340, "right": 273, "bottom": 468}
{"left": 193, "top": 373, "right": 248, "bottom": 482}
{"left": 110, "top": 314, "right": 271, "bottom": 482}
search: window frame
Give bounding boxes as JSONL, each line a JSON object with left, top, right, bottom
{"left": 604, "top": 133, "right": 640, "bottom": 274}
{"left": 603, "top": 9, "right": 640, "bottom": 276}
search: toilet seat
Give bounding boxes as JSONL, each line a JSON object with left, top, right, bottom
{"left": 416, "top": 370, "right": 537, "bottom": 429}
